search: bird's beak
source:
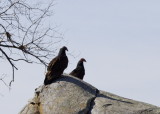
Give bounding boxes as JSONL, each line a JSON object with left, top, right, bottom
{"left": 84, "top": 60, "right": 87, "bottom": 62}
{"left": 66, "top": 48, "right": 68, "bottom": 51}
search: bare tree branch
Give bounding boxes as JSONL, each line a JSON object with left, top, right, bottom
{"left": 0, "top": 0, "right": 63, "bottom": 87}
{"left": 0, "top": 75, "right": 9, "bottom": 88}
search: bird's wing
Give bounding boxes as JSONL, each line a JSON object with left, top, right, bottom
{"left": 47, "top": 56, "right": 60, "bottom": 71}
{"left": 69, "top": 67, "right": 80, "bottom": 75}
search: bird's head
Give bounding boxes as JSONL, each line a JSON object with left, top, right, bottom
{"left": 58, "top": 46, "right": 68, "bottom": 56}
{"left": 62, "top": 46, "right": 68, "bottom": 51}
{"left": 80, "top": 58, "right": 86, "bottom": 62}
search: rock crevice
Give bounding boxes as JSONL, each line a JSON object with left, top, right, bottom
{"left": 87, "top": 89, "right": 99, "bottom": 114}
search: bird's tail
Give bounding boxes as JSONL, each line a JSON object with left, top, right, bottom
{"left": 44, "top": 71, "right": 62, "bottom": 85}
{"left": 44, "top": 71, "right": 52, "bottom": 85}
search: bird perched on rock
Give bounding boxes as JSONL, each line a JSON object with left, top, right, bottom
{"left": 69, "top": 58, "right": 86, "bottom": 80}
{"left": 44, "top": 46, "right": 68, "bottom": 85}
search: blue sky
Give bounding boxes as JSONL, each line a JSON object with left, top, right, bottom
{"left": 0, "top": 0, "right": 160, "bottom": 113}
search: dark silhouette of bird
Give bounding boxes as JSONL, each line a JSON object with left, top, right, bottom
{"left": 18, "top": 45, "right": 27, "bottom": 52}
{"left": 69, "top": 58, "right": 86, "bottom": 80}
{"left": 5, "top": 31, "right": 15, "bottom": 46}
{"left": 5, "top": 32, "right": 11, "bottom": 41}
{"left": 44, "top": 46, "right": 68, "bottom": 85}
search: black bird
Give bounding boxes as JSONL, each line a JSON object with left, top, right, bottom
{"left": 5, "top": 32, "right": 11, "bottom": 41}
{"left": 44, "top": 46, "right": 68, "bottom": 85}
{"left": 69, "top": 58, "right": 86, "bottom": 80}
{"left": 5, "top": 32, "right": 12, "bottom": 43}
{"left": 5, "top": 32, "right": 15, "bottom": 46}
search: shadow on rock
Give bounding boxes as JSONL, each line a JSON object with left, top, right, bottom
{"left": 54, "top": 75, "right": 97, "bottom": 96}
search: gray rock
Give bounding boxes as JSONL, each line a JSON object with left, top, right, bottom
{"left": 19, "top": 75, "right": 160, "bottom": 114}
{"left": 90, "top": 91, "right": 160, "bottom": 114}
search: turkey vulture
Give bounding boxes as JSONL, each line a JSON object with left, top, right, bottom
{"left": 44, "top": 46, "right": 68, "bottom": 85}
{"left": 69, "top": 58, "right": 86, "bottom": 80}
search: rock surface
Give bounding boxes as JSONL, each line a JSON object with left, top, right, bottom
{"left": 19, "top": 75, "right": 160, "bottom": 114}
